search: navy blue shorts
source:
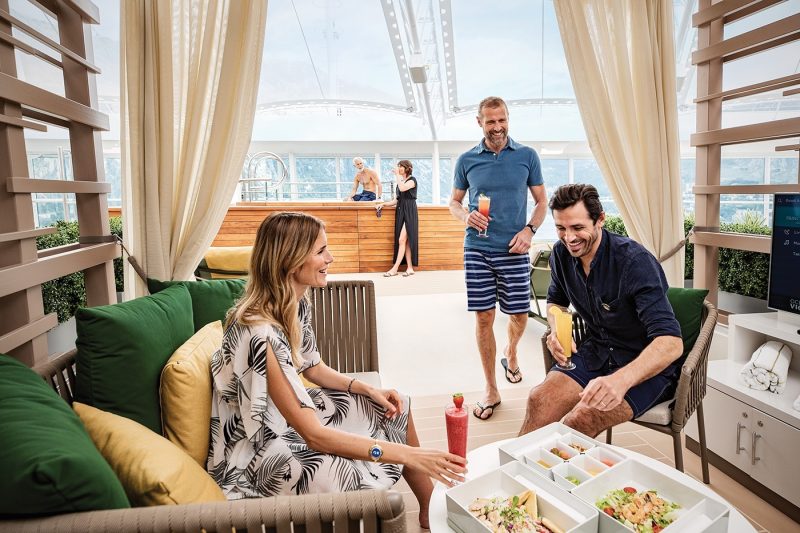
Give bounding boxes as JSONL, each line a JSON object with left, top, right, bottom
{"left": 464, "top": 248, "right": 531, "bottom": 314}
{"left": 550, "top": 352, "right": 677, "bottom": 418}
{"left": 352, "top": 191, "right": 377, "bottom": 201}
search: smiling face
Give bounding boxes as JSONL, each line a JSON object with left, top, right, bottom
{"left": 291, "top": 229, "right": 334, "bottom": 293}
{"left": 354, "top": 161, "right": 365, "bottom": 172}
{"left": 477, "top": 104, "right": 509, "bottom": 149}
{"left": 553, "top": 201, "right": 605, "bottom": 265}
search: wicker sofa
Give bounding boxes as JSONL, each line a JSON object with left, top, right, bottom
{"left": 1, "top": 280, "right": 406, "bottom": 533}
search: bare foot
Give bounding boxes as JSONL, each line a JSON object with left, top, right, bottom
{"left": 419, "top": 506, "right": 430, "bottom": 529}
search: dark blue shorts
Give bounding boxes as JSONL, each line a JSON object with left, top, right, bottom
{"left": 550, "top": 352, "right": 677, "bottom": 419}
{"left": 352, "top": 191, "right": 377, "bottom": 201}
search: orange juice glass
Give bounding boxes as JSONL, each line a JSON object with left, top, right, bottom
{"left": 555, "top": 310, "right": 576, "bottom": 370}
{"left": 477, "top": 194, "right": 490, "bottom": 238}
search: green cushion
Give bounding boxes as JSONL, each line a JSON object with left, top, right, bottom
{"left": 75, "top": 284, "right": 194, "bottom": 434}
{"left": 147, "top": 278, "right": 245, "bottom": 332}
{"left": 0, "top": 355, "right": 129, "bottom": 516}
{"left": 667, "top": 287, "right": 709, "bottom": 358}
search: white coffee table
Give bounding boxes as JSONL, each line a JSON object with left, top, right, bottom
{"left": 429, "top": 438, "right": 755, "bottom": 532}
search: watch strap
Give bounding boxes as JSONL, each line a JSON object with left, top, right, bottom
{"left": 526, "top": 224, "right": 537, "bottom": 234}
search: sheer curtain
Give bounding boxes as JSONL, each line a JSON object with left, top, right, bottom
{"left": 554, "top": 0, "right": 685, "bottom": 285}
{"left": 121, "top": 0, "right": 267, "bottom": 295}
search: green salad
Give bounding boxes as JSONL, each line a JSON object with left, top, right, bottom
{"left": 596, "top": 487, "right": 679, "bottom": 533}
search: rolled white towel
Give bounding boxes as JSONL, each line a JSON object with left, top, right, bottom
{"left": 739, "top": 341, "right": 792, "bottom": 394}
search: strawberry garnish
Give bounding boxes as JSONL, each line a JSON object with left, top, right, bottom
{"left": 452, "top": 393, "right": 464, "bottom": 409}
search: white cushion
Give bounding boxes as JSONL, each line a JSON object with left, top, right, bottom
{"left": 635, "top": 399, "right": 674, "bottom": 425}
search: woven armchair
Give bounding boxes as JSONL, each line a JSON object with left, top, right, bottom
{"left": 540, "top": 300, "right": 718, "bottom": 484}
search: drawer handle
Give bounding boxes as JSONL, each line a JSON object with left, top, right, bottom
{"left": 751, "top": 432, "right": 761, "bottom": 465}
{"left": 736, "top": 423, "right": 747, "bottom": 454}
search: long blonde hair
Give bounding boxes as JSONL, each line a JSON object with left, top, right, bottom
{"left": 227, "top": 212, "right": 324, "bottom": 366}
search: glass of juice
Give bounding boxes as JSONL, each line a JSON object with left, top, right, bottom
{"left": 555, "top": 310, "right": 576, "bottom": 370}
{"left": 445, "top": 401, "right": 468, "bottom": 459}
{"left": 477, "top": 194, "right": 490, "bottom": 238}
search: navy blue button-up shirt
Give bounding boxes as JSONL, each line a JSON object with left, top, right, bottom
{"left": 548, "top": 229, "right": 682, "bottom": 377}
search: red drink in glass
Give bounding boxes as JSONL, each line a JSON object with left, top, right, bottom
{"left": 477, "top": 194, "right": 491, "bottom": 238}
{"left": 445, "top": 405, "right": 468, "bottom": 458}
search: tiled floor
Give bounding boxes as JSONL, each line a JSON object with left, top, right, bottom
{"left": 327, "top": 270, "right": 800, "bottom": 532}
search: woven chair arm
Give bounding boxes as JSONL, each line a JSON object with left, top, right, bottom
{"left": 3, "top": 490, "right": 406, "bottom": 533}
{"left": 671, "top": 301, "right": 718, "bottom": 433}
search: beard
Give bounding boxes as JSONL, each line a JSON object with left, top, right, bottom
{"left": 562, "top": 227, "right": 601, "bottom": 259}
{"left": 485, "top": 128, "right": 507, "bottom": 146}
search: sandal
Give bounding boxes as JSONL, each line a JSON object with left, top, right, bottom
{"left": 402, "top": 271, "right": 415, "bottom": 277}
{"left": 501, "top": 356, "right": 523, "bottom": 384}
{"left": 383, "top": 271, "right": 398, "bottom": 277}
{"left": 473, "top": 400, "right": 501, "bottom": 420}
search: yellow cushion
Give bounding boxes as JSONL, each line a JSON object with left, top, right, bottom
{"left": 159, "top": 320, "right": 222, "bottom": 466}
{"left": 73, "top": 402, "right": 225, "bottom": 506}
{"left": 204, "top": 246, "right": 251, "bottom": 279}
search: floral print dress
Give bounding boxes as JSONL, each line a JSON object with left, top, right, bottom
{"left": 208, "top": 299, "right": 409, "bottom": 499}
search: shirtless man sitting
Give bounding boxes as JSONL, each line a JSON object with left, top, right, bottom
{"left": 345, "top": 157, "right": 382, "bottom": 202}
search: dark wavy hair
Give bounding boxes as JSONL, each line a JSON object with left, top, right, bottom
{"left": 397, "top": 160, "right": 413, "bottom": 176}
{"left": 548, "top": 184, "right": 604, "bottom": 223}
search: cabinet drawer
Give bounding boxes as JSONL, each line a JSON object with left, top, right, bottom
{"left": 749, "top": 409, "right": 800, "bottom": 507}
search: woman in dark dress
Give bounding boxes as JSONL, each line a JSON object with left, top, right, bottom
{"left": 376, "top": 160, "right": 419, "bottom": 277}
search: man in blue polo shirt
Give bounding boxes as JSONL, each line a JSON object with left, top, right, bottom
{"left": 449, "top": 96, "right": 547, "bottom": 421}
{"left": 518, "top": 184, "right": 683, "bottom": 438}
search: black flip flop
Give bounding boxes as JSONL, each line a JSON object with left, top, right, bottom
{"left": 473, "top": 400, "right": 501, "bottom": 420}
{"left": 501, "top": 357, "right": 523, "bottom": 384}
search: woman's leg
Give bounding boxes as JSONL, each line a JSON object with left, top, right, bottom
{"left": 402, "top": 410, "right": 433, "bottom": 529}
{"left": 387, "top": 224, "right": 408, "bottom": 275}
{"left": 404, "top": 240, "right": 414, "bottom": 274}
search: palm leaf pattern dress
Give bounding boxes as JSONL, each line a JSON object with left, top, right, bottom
{"left": 208, "top": 298, "right": 408, "bottom": 499}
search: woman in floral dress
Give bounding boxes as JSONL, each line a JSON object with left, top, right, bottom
{"left": 208, "top": 212, "right": 465, "bottom": 528}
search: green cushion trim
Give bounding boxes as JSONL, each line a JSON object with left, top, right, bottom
{"left": 667, "top": 287, "right": 709, "bottom": 358}
{"left": 147, "top": 278, "right": 245, "bottom": 332}
{"left": 0, "top": 355, "right": 129, "bottom": 517}
{"left": 74, "top": 284, "right": 194, "bottom": 434}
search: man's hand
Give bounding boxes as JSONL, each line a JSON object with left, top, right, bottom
{"left": 546, "top": 330, "right": 576, "bottom": 366}
{"left": 508, "top": 227, "right": 534, "bottom": 253}
{"left": 466, "top": 210, "right": 489, "bottom": 231}
{"left": 579, "top": 374, "right": 631, "bottom": 411}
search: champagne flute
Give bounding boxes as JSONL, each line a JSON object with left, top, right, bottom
{"left": 551, "top": 308, "right": 576, "bottom": 370}
{"left": 477, "top": 194, "right": 491, "bottom": 238}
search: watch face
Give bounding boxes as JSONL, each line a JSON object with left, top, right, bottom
{"left": 370, "top": 444, "right": 383, "bottom": 461}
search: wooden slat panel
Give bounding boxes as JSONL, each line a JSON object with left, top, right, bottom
{"left": 776, "top": 143, "right": 800, "bottom": 151}
{"left": 693, "top": 0, "right": 764, "bottom": 26}
{"left": 7, "top": 177, "right": 110, "bottom": 194}
{"left": 692, "top": 14, "right": 800, "bottom": 64}
{"left": 690, "top": 117, "right": 800, "bottom": 146}
{"left": 0, "top": 8, "right": 100, "bottom": 73}
{"left": 785, "top": 87, "right": 800, "bottom": 96}
{"left": 694, "top": 184, "right": 800, "bottom": 194}
{"left": 0, "top": 112, "right": 47, "bottom": 131}
{"left": 0, "top": 242, "right": 119, "bottom": 298}
{"left": 63, "top": 0, "right": 100, "bottom": 24}
{"left": 0, "top": 73, "right": 109, "bottom": 130}
{"left": 0, "top": 226, "right": 55, "bottom": 243}
{"left": 22, "top": 107, "right": 71, "bottom": 129}
{"left": 0, "top": 313, "right": 57, "bottom": 354}
{"left": 694, "top": 73, "right": 800, "bottom": 103}
{"left": 690, "top": 231, "right": 770, "bottom": 253}
{"left": 0, "top": 30, "right": 63, "bottom": 70}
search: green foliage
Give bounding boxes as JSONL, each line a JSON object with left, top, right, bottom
{"left": 36, "top": 217, "right": 124, "bottom": 323}
{"left": 604, "top": 213, "right": 770, "bottom": 299}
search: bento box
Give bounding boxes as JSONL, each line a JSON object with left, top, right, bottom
{"left": 571, "top": 459, "right": 730, "bottom": 533}
{"left": 446, "top": 461, "right": 599, "bottom": 533}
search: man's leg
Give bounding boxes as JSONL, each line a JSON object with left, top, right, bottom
{"left": 519, "top": 371, "right": 582, "bottom": 435}
{"left": 504, "top": 313, "right": 527, "bottom": 379}
{"left": 475, "top": 308, "right": 500, "bottom": 418}
{"left": 562, "top": 401, "right": 633, "bottom": 439}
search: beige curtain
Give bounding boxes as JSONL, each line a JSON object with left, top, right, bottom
{"left": 553, "top": 0, "right": 685, "bottom": 285}
{"left": 121, "top": 0, "right": 267, "bottom": 295}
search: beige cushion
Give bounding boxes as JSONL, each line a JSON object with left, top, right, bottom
{"left": 635, "top": 399, "right": 674, "bottom": 425}
{"left": 73, "top": 402, "right": 225, "bottom": 506}
{"left": 159, "top": 320, "right": 222, "bottom": 466}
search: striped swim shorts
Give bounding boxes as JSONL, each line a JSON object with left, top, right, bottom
{"left": 464, "top": 248, "right": 531, "bottom": 314}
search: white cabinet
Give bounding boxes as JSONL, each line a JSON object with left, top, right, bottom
{"left": 686, "top": 312, "right": 800, "bottom": 509}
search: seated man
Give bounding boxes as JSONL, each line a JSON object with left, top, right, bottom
{"left": 519, "top": 184, "right": 683, "bottom": 438}
{"left": 344, "top": 157, "right": 382, "bottom": 202}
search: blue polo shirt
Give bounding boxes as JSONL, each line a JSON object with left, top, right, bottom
{"left": 548, "top": 229, "right": 683, "bottom": 378}
{"left": 454, "top": 137, "right": 543, "bottom": 252}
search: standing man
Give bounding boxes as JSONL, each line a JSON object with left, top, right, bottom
{"left": 345, "top": 157, "right": 382, "bottom": 202}
{"left": 449, "top": 96, "right": 547, "bottom": 420}
{"left": 519, "top": 184, "right": 683, "bottom": 437}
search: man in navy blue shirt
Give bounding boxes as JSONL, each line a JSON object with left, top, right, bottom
{"left": 519, "top": 184, "right": 683, "bottom": 437}
{"left": 449, "top": 96, "right": 547, "bottom": 420}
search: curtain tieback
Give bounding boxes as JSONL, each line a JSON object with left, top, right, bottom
{"left": 113, "top": 235, "right": 148, "bottom": 283}
{"left": 658, "top": 226, "right": 695, "bottom": 263}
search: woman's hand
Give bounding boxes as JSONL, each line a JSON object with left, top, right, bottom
{"left": 406, "top": 448, "right": 467, "bottom": 487}
{"left": 375, "top": 203, "right": 383, "bottom": 212}
{"left": 367, "top": 387, "right": 403, "bottom": 418}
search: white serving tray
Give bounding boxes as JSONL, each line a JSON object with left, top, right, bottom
{"left": 571, "top": 459, "right": 730, "bottom": 533}
{"left": 446, "top": 461, "right": 598, "bottom": 533}
{"left": 498, "top": 421, "right": 598, "bottom": 465}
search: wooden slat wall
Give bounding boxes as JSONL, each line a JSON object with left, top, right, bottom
{"left": 111, "top": 203, "right": 466, "bottom": 273}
